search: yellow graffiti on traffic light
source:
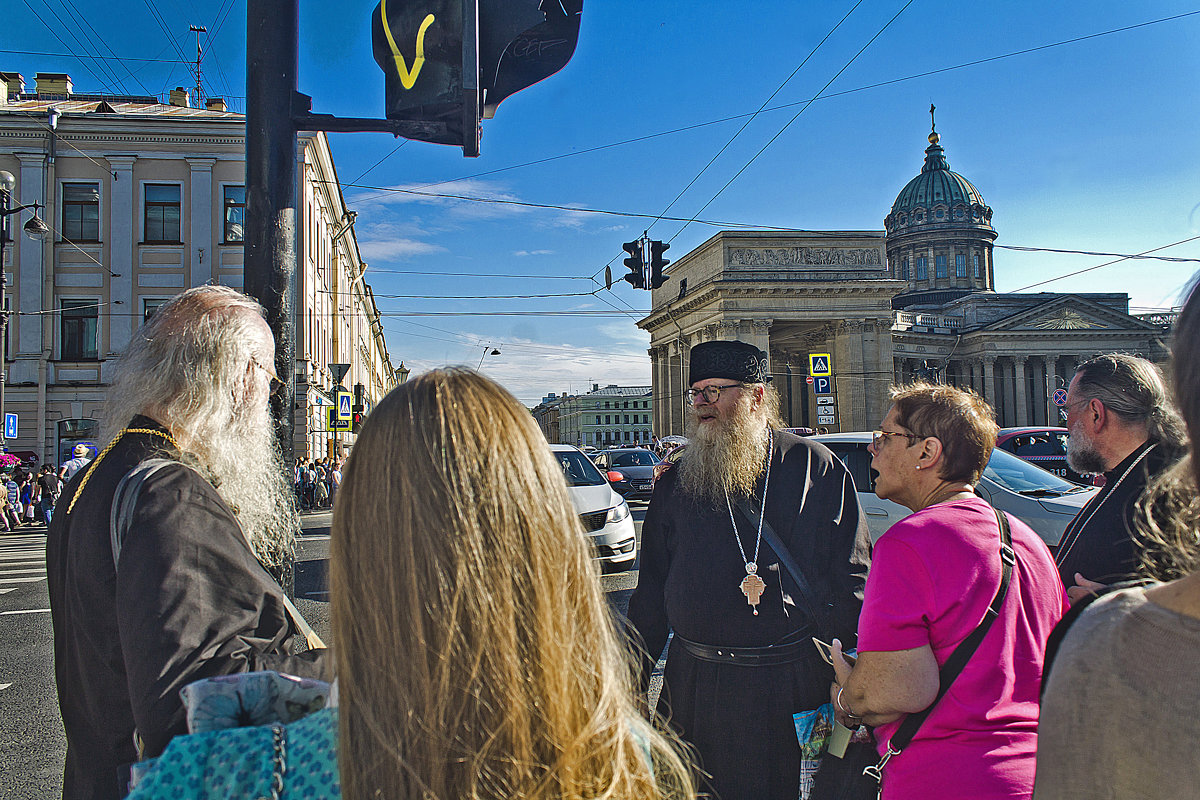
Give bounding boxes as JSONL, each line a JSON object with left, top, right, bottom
{"left": 378, "top": 3, "right": 435, "bottom": 90}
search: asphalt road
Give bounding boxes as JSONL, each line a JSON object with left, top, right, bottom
{"left": 0, "top": 507, "right": 644, "bottom": 798}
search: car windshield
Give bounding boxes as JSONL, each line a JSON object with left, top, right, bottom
{"left": 611, "top": 450, "right": 659, "bottom": 467}
{"left": 556, "top": 451, "right": 608, "bottom": 487}
{"left": 983, "top": 447, "right": 1083, "bottom": 494}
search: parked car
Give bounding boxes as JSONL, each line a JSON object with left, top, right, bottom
{"left": 811, "top": 432, "right": 1098, "bottom": 548}
{"left": 591, "top": 448, "right": 660, "bottom": 501}
{"left": 653, "top": 441, "right": 688, "bottom": 485}
{"left": 550, "top": 444, "right": 637, "bottom": 573}
{"left": 995, "top": 426, "right": 1102, "bottom": 486}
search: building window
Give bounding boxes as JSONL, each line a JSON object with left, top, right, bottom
{"left": 223, "top": 185, "right": 245, "bottom": 243}
{"left": 144, "top": 184, "right": 181, "bottom": 243}
{"left": 62, "top": 182, "right": 100, "bottom": 242}
{"left": 935, "top": 255, "right": 947, "bottom": 278}
{"left": 60, "top": 299, "right": 99, "bottom": 361}
{"left": 595, "top": 415, "right": 601, "bottom": 425}
{"left": 605, "top": 415, "right": 611, "bottom": 424}
{"left": 143, "top": 298, "right": 167, "bottom": 325}
{"left": 915, "top": 257, "right": 928, "bottom": 280}
{"left": 624, "top": 414, "right": 630, "bottom": 424}
{"left": 899, "top": 258, "right": 909, "bottom": 280}
{"left": 955, "top": 254, "right": 966, "bottom": 277}
{"left": 973, "top": 253, "right": 981, "bottom": 278}
{"left": 624, "top": 431, "right": 631, "bottom": 442}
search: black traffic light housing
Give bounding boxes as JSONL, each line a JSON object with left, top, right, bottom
{"left": 622, "top": 240, "right": 645, "bottom": 289}
{"left": 649, "top": 240, "right": 670, "bottom": 289}
{"left": 352, "top": 383, "right": 365, "bottom": 431}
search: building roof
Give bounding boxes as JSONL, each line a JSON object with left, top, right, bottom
{"left": 889, "top": 132, "right": 988, "bottom": 214}
{"left": 1, "top": 96, "right": 241, "bottom": 119}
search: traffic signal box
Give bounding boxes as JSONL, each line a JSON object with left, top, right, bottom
{"left": 622, "top": 240, "right": 645, "bottom": 289}
{"left": 649, "top": 240, "right": 670, "bottom": 289}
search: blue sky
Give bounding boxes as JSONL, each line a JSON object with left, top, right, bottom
{"left": 7, "top": 1, "right": 1200, "bottom": 403}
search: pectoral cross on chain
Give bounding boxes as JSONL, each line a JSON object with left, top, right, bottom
{"left": 740, "top": 569, "right": 766, "bottom": 615}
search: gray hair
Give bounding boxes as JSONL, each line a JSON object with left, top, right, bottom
{"left": 102, "top": 285, "right": 267, "bottom": 447}
{"left": 1072, "top": 353, "right": 1186, "bottom": 451}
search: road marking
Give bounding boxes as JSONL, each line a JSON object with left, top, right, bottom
{"left": 0, "top": 568, "right": 46, "bottom": 575}
{"left": 0, "top": 588, "right": 14, "bottom": 594}
{"left": 303, "top": 590, "right": 329, "bottom": 598}
{"left": 0, "top": 608, "right": 50, "bottom": 615}
{"left": 0, "top": 576, "right": 46, "bottom": 584}
{"left": 0, "top": 683, "right": 11, "bottom": 690}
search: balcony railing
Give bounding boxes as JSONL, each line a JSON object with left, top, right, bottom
{"left": 893, "top": 311, "right": 964, "bottom": 332}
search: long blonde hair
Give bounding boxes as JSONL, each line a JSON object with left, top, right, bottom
{"left": 331, "top": 368, "right": 694, "bottom": 800}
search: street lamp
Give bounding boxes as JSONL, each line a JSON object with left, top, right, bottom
{"left": 477, "top": 346, "right": 501, "bottom": 370}
{"left": 0, "top": 170, "right": 50, "bottom": 448}
{"left": 394, "top": 362, "right": 410, "bottom": 384}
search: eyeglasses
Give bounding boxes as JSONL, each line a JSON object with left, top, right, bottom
{"left": 686, "top": 383, "right": 744, "bottom": 403}
{"left": 871, "top": 429, "right": 922, "bottom": 448}
{"left": 250, "top": 356, "right": 286, "bottom": 395}
{"left": 1060, "top": 397, "right": 1091, "bottom": 415}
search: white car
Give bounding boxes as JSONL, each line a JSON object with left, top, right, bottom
{"left": 811, "top": 432, "right": 1098, "bottom": 548}
{"left": 550, "top": 444, "right": 637, "bottom": 573}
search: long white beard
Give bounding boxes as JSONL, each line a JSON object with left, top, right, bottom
{"left": 678, "top": 396, "right": 770, "bottom": 505}
{"left": 195, "top": 403, "right": 297, "bottom": 569}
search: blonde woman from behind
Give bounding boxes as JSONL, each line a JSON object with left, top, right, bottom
{"left": 127, "top": 368, "right": 696, "bottom": 800}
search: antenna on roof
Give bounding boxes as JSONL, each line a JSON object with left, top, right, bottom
{"left": 189, "top": 25, "right": 207, "bottom": 105}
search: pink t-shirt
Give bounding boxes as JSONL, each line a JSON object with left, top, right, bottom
{"left": 858, "top": 496, "right": 1068, "bottom": 800}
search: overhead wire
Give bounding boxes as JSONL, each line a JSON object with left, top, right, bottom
{"left": 1008, "top": 235, "right": 1200, "bottom": 293}
{"left": 17, "top": 0, "right": 122, "bottom": 94}
{"left": 665, "top": 0, "right": 917, "bottom": 246}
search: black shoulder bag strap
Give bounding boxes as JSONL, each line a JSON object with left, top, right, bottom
{"left": 737, "top": 496, "right": 832, "bottom": 637}
{"left": 863, "top": 507, "right": 1015, "bottom": 783}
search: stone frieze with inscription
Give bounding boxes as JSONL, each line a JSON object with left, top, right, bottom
{"left": 728, "top": 247, "right": 883, "bottom": 267}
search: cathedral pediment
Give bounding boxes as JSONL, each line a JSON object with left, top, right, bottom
{"left": 982, "top": 295, "right": 1159, "bottom": 333}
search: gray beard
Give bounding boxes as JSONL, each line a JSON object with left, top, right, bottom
{"left": 677, "top": 399, "right": 770, "bottom": 506}
{"left": 1066, "top": 425, "right": 1107, "bottom": 475}
{"left": 193, "top": 405, "right": 297, "bottom": 570}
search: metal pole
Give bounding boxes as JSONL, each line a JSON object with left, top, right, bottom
{"left": 0, "top": 186, "right": 7, "bottom": 450}
{"left": 245, "top": 0, "right": 297, "bottom": 469}
{"left": 245, "top": 0, "right": 298, "bottom": 595}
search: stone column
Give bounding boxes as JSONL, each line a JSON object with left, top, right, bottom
{"left": 983, "top": 356, "right": 996, "bottom": 411}
{"left": 186, "top": 158, "right": 215, "bottom": 289}
{"left": 106, "top": 155, "right": 138, "bottom": 354}
{"left": 1046, "top": 355, "right": 1060, "bottom": 425}
{"left": 1014, "top": 355, "right": 1029, "bottom": 427}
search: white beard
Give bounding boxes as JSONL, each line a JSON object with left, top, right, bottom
{"left": 1066, "top": 423, "right": 1107, "bottom": 475}
{"left": 193, "top": 402, "right": 297, "bottom": 570}
{"left": 678, "top": 395, "right": 770, "bottom": 505}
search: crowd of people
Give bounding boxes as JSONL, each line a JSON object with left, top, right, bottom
{"left": 295, "top": 456, "right": 343, "bottom": 510}
{"left": 38, "top": 275, "right": 1200, "bottom": 800}
{"left": 2, "top": 455, "right": 72, "bottom": 531}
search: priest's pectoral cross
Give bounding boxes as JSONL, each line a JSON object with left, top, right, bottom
{"left": 740, "top": 572, "right": 766, "bottom": 615}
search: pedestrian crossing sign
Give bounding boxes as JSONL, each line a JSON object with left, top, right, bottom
{"left": 337, "top": 391, "right": 352, "bottom": 421}
{"left": 328, "top": 407, "right": 352, "bottom": 431}
{"left": 809, "top": 354, "right": 832, "bottom": 377}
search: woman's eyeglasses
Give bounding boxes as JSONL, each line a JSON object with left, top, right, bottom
{"left": 871, "top": 429, "right": 922, "bottom": 448}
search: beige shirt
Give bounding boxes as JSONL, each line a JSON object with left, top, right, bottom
{"left": 1034, "top": 587, "right": 1200, "bottom": 799}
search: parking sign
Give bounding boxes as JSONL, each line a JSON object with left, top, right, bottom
{"left": 813, "top": 376, "right": 832, "bottom": 395}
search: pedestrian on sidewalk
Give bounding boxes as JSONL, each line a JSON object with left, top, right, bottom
{"left": 126, "top": 368, "right": 696, "bottom": 800}
{"left": 37, "top": 465, "right": 61, "bottom": 526}
{"left": 47, "top": 285, "right": 329, "bottom": 800}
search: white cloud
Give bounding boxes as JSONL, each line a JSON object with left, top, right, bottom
{"left": 513, "top": 249, "right": 555, "bottom": 256}
{"left": 357, "top": 237, "right": 443, "bottom": 261}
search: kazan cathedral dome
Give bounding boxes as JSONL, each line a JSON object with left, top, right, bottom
{"left": 885, "top": 109, "right": 997, "bottom": 310}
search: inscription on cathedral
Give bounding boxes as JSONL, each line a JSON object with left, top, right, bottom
{"left": 728, "top": 247, "right": 883, "bottom": 267}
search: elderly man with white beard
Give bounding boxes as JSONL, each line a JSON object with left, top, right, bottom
{"left": 47, "top": 285, "right": 331, "bottom": 800}
{"left": 627, "top": 340, "right": 872, "bottom": 800}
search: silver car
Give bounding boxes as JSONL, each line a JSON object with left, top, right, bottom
{"left": 812, "top": 432, "right": 1097, "bottom": 548}
{"left": 550, "top": 444, "right": 637, "bottom": 573}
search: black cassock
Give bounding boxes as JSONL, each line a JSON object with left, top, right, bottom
{"left": 627, "top": 431, "right": 871, "bottom": 800}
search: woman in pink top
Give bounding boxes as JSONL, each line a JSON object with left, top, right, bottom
{"left": 829, "top": 384, "right": 1068, "bottom": 799}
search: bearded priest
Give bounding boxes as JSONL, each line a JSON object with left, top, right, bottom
{"left": 627, "top": 339, "right": 872, "bottom": 800}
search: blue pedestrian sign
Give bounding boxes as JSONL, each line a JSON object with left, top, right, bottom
{"left": 337, "top": 391, "right": 353, "bottom": 421}
{"left": 813, "top": 376, "right": 832, "bottom": 395}
{"left": 809, "top": 353, "right": 832, "bottom": 376}
{"left": 3, "top": 413, "right": 16, "bottom": 439}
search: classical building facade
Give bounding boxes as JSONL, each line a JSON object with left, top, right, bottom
{"left": 555, "top": 384, "right": 653, "bottom": 448}
{"left": 640, "top": 121, "right": 1169, "bottom": 434}
{"left": 0, "top": 72, "right": 398, "bottom": 464}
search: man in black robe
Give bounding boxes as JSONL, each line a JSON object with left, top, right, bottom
{"left": 627, "top": 340, "right": 872, "bottom": 800}
{"left": 1056, "top": 353, "right": 1185, "bottom": 602}
{"left": 47, "top": 286, "right": 330, "bottom": 800}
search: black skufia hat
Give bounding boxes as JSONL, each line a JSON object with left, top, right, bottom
{"left": 689, "top": 340, "right": 771, "bottom": 384}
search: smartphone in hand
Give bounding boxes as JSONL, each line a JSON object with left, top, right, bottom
{"left": 812, "top": 637, "right": 858, "bottom": 667}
